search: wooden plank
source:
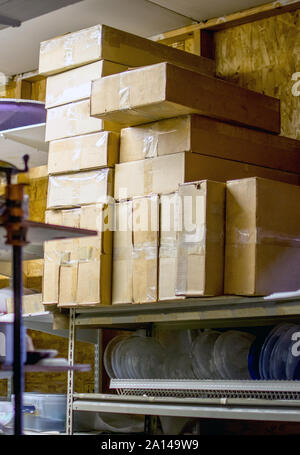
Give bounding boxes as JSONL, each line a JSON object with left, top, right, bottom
{"left": 15, "top": 79, "right": 32, "bottom": 100}
{"left": 151, "top": 1, "right": 300, "bottom": 43}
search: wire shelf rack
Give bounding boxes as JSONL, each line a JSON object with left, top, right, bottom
{"left": 110, "top": 379, "right": 300, "bottom": 401}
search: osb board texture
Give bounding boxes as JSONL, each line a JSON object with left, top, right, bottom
{"left": 214, "top": 9, "right": 300, "bottom": 140}
{"left": 0, "top": 78, "right": 46, "bottom": 101}
{"left": 25, "top": 176, "right": 48, "bottom": 223}
{"left": 0, "top": 329, "right": 95, "bottom": 396}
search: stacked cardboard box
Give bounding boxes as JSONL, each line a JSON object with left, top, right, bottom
{"left": 113, "top": 195, "right": 159, "bottom": 304}
{"left": 39, "top": 24, "right": 215, "bottom": 307}
{"left": 225, "top": 177, "right": 300, "bottom": 296}
{"left": 43, "top": 204, "right": 112, "bottom": 306}
{"left": 40, "top": 24, "right": 300, "bottom": 305}
{"left": 93, "top": 60, "right": 299, "bottom": 303}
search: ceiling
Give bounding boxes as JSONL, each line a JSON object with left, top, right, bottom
{"left": 0, "top": 0, "right": 268, "bottom": 76}
{"left": 148, "top": 0, "right": 271, "bottom": 21}
{"left": 0, "top": 0, "right": 83, "bottom": 30}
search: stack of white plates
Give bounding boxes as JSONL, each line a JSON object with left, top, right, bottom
{"left": 104, "top": 331, "right": 166, "bottom": 379}
{"left": 213, "top": 331, "right": 256, "bottom": 379}
{"left": 192, "top": 330, "right": 222, "bottom": 379}
{"left": 192, "top": 329, "right": 256, "bottom": 380}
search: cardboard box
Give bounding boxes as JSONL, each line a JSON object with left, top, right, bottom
{"left": 225, "top": 177, "right": 300, "bottom": 296}
{"left": 46, "top": 203, "right": 113, "bottom": 254}
{"left": 39, "top": 24, "right": 215, "bottom": 77}
{"left": 176, "top": 180, "right": 225, "bottom": 297}
{"left": 6, "top": 293, "right": 44, "bottom": 315}
{"left": 76, "top": 253, "right": 112, "bottom": 306}
{"left": 114, "top": 152, "right": 300, "bottom": 201}
{"left": 43, "top": 208, "right": 80, "bottom": 305}
{"left": 132, "top": 246, "right": 158, "bottom": 304}
{"left": 132, "top": 195, "right": 159, "bottom": 303}
{"left": 45, "top": 99, "right": 119, "bottom": 142}
{"left": 159, "top": 246, "right": 180, "bottom": 301}
{"left": 47, "top": 168, "right": 114, "bottom": 209}
{"left": 159, "top": 192, "right": 183, "bottom": 301}
{"left": 46, "top": 60, "right": 128, "bottom": 108}
{"left": 43, "top": 204, "right": 113, "bottom": 306}
{"left": 112, "top": 196, "right": 159, "bottom": 304}
{"left": 91, "top": 62, "right": 280, "bottom": 133}
{"left": 48, "top": 131, "right": 119, "bottom": 175}
{"left": 112, "top": 200, "right": 133, "bottom": 305}
{"left": 120, "top": 115, "right": 300, "bottom": 174}
{"left": 42, "top": 238, "right": 73, "bottom": 305}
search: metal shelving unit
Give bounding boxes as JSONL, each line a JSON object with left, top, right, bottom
{"left": 67, "top": 293, "right": 300, "bottom": 434}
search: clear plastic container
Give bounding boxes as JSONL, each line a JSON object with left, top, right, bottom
{"left": 12, "top": 393, "right": 66, "bottom": 433}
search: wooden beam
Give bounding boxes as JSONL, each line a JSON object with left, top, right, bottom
{"left": 150, "top": 0, "right": 300, "bottom": 43}
{"left": 15, "top": 78, "right": 32, "bottom": 100}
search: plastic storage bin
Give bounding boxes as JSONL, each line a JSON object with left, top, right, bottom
{"left": 13, "top": 393, "right": 66, "bottom": 433}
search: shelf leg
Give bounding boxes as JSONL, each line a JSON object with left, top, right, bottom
{"left": 94, "top": 330, "right": 102, "bottom": 394}
{"left": 66, "top": 308, "right": 76, "bottom": 435}
{"left": 144, "top": 324, "right": 157, "bottom": 434}
{"left": 13, "top": 245, "right": 23, "bottom": 435}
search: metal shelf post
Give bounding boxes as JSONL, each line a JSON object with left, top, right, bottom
{"left": 66, "top": 309, "right": 76, "bottom": 435}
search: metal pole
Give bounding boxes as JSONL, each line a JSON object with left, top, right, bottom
{"left": 13, "top": 245, "right": 23, "bottom": 435}
{"left": 94, "top": 330, "right": 102, "bottom": 394}
{"left": 66, "top": 309, "right": 76, "bottom": 435}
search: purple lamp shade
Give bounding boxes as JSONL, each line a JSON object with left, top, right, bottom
{"left": 0, "top": 99, "right": 46, "bottom": 132}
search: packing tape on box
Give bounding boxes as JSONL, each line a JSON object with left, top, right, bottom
{"left": 47, "top": 169, "right": 111, "bottom": 209}
{"left": 78, "top": 244, "right": 101, "bottom": 262}
{"left": 141, "top": 128, "right": 178, "bottom": 159}
{"left": 118, "top": 73, "right": 158, "bottom": 122}
{"left": 159, "top": 244, "right": 178, "bottom": 259}
{"left": 119, "top": 74, "right": 130, "bottom": 110}
{"left": 229, "top": 228, "right": 300, "bottom": 248}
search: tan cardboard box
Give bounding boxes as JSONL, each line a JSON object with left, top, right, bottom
{"left": 225, "top": 177, "right": 300, "bottom": 296}
{"left": 39, "top": 24, "right": 215, "bottom": 76}
{"left": 132, "top": 195, "right": 159, "bottom": 303}
{"left": 112, "top": 200, "right": 133, "bottom": 305}
{"left": 91, "top": 62, "right": 280, "bottom": 133}
{"left": 133, "top": 195, "right": 159, "bottom": 248}
{"left": 159, "top": 246, "right": 181, "bottom": 301}
{"left": 7, "top": 293, "right": 44, "bottom": 315}
{"left": 45, "top": 99, "right": 119, "bottom": 142}
{"left": 159, "top": 192, "right": 183, "bottom": 301}
{"left": 76, "top": 253, "right": 112, "bottom": 306}
{"left": 48, "top": 131, "right": 119, "bottom": 175}
{"left": 46, "top": 60, "right": 128, "bottom": 108}
{"left": 47, "top": 168, "right": 114, "bottom": 209}
{"left": 132, "top": 246, "right": 158, "bottom": 304}
{"left": 120, "top": 116, "right": 191, "bottom": 162}
{"left": 46, "top": 203, "right": 113, "bottom": 254}
{"left": 176, "top": 180, "right": 225, "bottom": 297}
{"left": 120, "top": 115, "right": 300, "bottom": 174}
{"left": 112, "top": 196, "right": 159, "bottom": 304}
{"left": 43, "top": 209, "right": 80, "bottom": 305}
{"left": 43, "top": 238, "right": 76, "bottom": 305}
{"left": 114, "top": 152, "right": 300, "bottom": 201}
{"left": 43, "top": 204, "right": 113, "bottom": 306}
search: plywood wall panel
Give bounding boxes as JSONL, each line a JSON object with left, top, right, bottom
{"left": 215, "top": 10, "right": 300, "bottom": 139}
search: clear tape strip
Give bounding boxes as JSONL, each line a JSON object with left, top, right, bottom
{"left": 230, "top": 227, "right": 300, "bottom": 248}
